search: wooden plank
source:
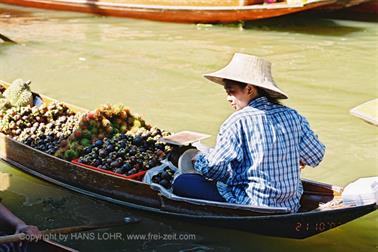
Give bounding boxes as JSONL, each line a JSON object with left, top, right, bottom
{"left": 160, "top": 131, "right": 210, "bottom": 146}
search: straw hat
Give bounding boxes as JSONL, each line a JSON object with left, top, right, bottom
{"left": 203, "top": 53, "right": 288, "bottom": 99}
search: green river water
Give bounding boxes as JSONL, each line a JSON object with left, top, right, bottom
{"left": 0, "top": 4, "right": 377, "bottom": 251}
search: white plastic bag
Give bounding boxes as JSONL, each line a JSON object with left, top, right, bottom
{"left": 342, "top": 177, "right": 378, "bottom": 206}
{"left": 143, "top": 160, "right": 177, "bottom": 192}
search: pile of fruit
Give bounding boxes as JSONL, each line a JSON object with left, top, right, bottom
{"left": 77, "top": 127, "right": 172, "bottom": 176}
{"left": 0, "top": 102, "right": 80, "bottom": 155}
{"left": 151, "top": 166, "right": 175, "bottom": 189}
{"left": 55, "top": 104, "right": 159, "bottom": 161}
{"left": 0, "top": 79, "right": 175, "bottom": 179}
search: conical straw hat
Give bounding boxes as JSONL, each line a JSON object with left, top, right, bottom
{"left": 203, "top": 53, "right": 288, "bottom": 99}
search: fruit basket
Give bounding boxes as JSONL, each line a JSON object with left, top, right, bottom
{"left": 72, "top": 159, "right": 146, "bottom": 181}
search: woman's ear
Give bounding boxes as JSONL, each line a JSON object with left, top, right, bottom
{"left": 247, "top": 85, "right": 256, "bottom": 96}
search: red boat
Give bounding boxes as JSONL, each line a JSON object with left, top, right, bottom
{"left": 0, "top": 0, "right": 335, "bottom": 23}
{"left": 345, "top": 0, "right": 378, "bottom": 13}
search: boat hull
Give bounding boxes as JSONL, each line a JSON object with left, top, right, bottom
{"left": 0, "top": 0, "right": 334, "bottom": 23}
{"left": 345, "top": 0, "right": 378, "bottom": 13}
{"left": 314, "top": 0, "right": 369, "bottom": 10}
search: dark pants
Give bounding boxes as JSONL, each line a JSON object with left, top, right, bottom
{"left": 172, "top": 174, "right": 226, "bottom": 202}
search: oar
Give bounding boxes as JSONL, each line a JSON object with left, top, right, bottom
{"left": 0, "top": 33, "right": 17, "bottom": 44}
{"left": 0, "top": 216, "right": 140, "bottom": 244}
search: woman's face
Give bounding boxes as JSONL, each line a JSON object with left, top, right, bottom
{"left": 224, "top": 83, "right": 256, "bottom": 111}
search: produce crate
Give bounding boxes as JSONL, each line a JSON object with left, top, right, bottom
{"left": 72, "top": 159, "right": 146, "bottom": 181}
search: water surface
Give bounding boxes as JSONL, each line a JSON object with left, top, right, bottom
{"left": 0, "top": 4, "right": 377, "bottom": 251}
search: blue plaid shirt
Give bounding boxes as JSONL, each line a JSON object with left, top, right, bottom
{"left": 194, "top": 96, "right": 325, "bottom": 212}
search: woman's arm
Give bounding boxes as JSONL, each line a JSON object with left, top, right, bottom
{"left": 299, "top": 116, "right": 325, "bottom": 167}
{"left": 0, "top": 203, "right": 40, "bottom": 236}
{"left": 194, "top": 121, "right": 243, "bottom": 183}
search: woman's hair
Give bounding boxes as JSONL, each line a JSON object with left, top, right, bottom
{"left": 255, "top": 87, "right": 281, "bottom": 105}
{"left": 223, "top": 79, "right": 281, "bottom": 105}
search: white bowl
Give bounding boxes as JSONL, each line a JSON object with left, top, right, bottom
{"left": 177, "top": 148, "right": 200, "bottom": 174}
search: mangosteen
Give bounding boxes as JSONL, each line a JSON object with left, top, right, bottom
{"left": 147, "top": 139, "right": 155, "bottom": 147}
{"left": 129, "top": 147, "right": 137, "bottom": 156}
{"left": 159, "top": 179, "right": 171, "bottom": 189}
{"left": 109, "top": 152, "right": 117, "bottom": 160}
{"left": 118, "top": 148, "right": 126, "bottom": 156}
{"left": 156, "top": 143, "right": 165, "bottom": 151}
{"left": 119, "top": 142, "right": 126, "bottom": 149}
{"left": 133, "top": 135, "right": 143, "bottom": 146}
{"left": 99, "top": 149, "right": 108, "bottom": 158}
{"left": 134, "top": 163, "right": 141, "bottom": 171}
{"left": 152, "top": 175, "right": 161, "bottom": 184}
{"left": 106, "top": 144, "right": 114, "bottom": 152}
{"left": 120, "top": 163, "right": 130, "bottom": 172}
{"left": 83, "top": 146, "right": 92, "bottom": 154}
{"left": 114, "top": 167, "right": 126, "bottom": 174}
{"left": 146, "top": 160, "right": 156, "bottom": 169}
{"left": 95, "top": 139, "right": 103, "bottom": 147}
{"left": 127, "top": 168, "right": 138, "bottom": 176}
{"left": 93, "top": 159, "right": 101, "bottom": 167}
{"left": 102, "top": 166, "right": 111, "bottom": 170}
{"left": 161, "top": 171, "right": 171, "bottom": 180}
{"left": 110, "top": 161, "right": 119, "bottom": 168}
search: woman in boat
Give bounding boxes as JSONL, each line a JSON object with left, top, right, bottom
{"left": 0, "top": 202, "right": 41, "bottom": 251}
{"left": 172, "top": 53, "right": 325, "bottom": 213}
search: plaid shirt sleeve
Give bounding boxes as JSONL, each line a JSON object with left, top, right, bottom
{"left": 299, "top": 115, "right": 326, "bottom": 167}
{"left": 194, "top": 118, "right": 243, "bottom": 183}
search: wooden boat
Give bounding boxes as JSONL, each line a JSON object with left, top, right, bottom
{"left": 343, "top": 0, "right": 378, "bottom": 13}
{"left": 0, "top": 0, "right": 335, "bottom": 23}
{"left": 0, "top": 239, "right": 77, "bottom": 252}
{"left": 314, "top": 0, "right": 370, "bottom": 10}
{"left": 0, "top": 80, "right": 376, "bottom": 239}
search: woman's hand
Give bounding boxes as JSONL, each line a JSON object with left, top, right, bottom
{"left": 299, "top": 160, "right": 306, "bottom": 171}
{"left": 15, "top": 223, "right": 41, "bottom": 242}
{"left": 191, "top": 152, "right": 201, "bottom": 165}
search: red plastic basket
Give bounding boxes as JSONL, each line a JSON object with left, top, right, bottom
{"left": 72, "top": 159, "right": 146, "bottom": 181}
